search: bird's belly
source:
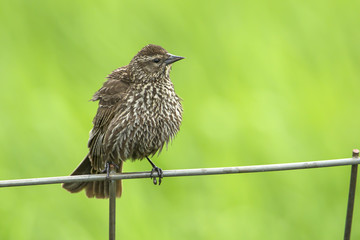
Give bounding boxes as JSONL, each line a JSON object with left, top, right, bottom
{"left": 110, "top": 89, "right": 182, "bottom": 162}
{"left": 119, "top": 117, "right": 175, "bottom": 160}
{"left": 113, "top": 107, "right": 181, "bottom": 160}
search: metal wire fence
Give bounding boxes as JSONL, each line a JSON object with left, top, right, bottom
{"left": 0, "top": 149, "right": 359, "bottom": 240}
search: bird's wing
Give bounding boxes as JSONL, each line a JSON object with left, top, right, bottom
{"left": 88, "top": 67, "right": 131, "bottom": 172}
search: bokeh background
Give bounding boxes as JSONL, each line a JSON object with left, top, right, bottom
{"left": 1, "top": 0, "right": 360, "bottom": 239}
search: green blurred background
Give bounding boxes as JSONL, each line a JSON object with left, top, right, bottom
{"left": 1, "top": 0, "right": 360, "bottom": 239}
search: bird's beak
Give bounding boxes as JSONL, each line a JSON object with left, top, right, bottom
{"left": 165, "top": 54, "right": 185, "bottom": 65}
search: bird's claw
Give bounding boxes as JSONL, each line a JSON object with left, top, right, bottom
{"left": 103, "top": 161, "right": 120, "bottom": 179}
{"left": 150, "top": 166, "right": 163, "bottom": 185}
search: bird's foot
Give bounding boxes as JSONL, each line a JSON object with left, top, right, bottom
{"left": 150, "top": 166, "right": 163, "bottom": 185}
{"left": 146, "top": 157, "right": 163, "bottom": 185}
{"left": 103, "top": 161, "right": 120, "bottom": 179}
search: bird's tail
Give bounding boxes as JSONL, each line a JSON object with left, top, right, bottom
{"left": 62, "top": 154, "right": 123, "bottom": 199}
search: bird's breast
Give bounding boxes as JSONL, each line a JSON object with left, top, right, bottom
{"left": 129, "top": 83, "right": 182, "bottom": 122}
{"left": 109, "top": 82, "right": 183, "bottom": 160}
{"left": 113, "top": 82, "right": 182, "bottom": 159}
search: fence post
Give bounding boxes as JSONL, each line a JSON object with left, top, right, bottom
{"left": 344, "top": 149, "right": 359, "bottom": 240}
{"left": 109, "top": 166, "right": 117, "bottom": 240}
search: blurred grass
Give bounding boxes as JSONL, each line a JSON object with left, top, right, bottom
{"left": 0, "top": 0, "right": 360, "bottom": 239}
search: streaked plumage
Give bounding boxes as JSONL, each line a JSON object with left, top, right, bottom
{"left": 62, "top": 44, "right": 184, "bottom": 198}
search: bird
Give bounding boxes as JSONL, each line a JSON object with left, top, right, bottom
{"left": 62, "top": 44, "right": 184, "bottom": 198}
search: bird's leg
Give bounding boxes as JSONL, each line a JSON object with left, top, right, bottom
{"left": 103, "top": 161, "right": 120, "bottom": 179}
{"left": 146, "top": 157, "right": 163, "bottom": 185}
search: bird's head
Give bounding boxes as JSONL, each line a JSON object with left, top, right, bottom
{"left": 129, "top": 44, "right": 184, "bottom": 82}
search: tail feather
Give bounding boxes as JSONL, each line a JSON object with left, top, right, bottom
{"left": 62, "top": 154, "right": 123, "bottom": 198}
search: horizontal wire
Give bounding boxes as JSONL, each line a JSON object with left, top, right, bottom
{"left": 0, "top": 158, "right": 359, "bottom": 188}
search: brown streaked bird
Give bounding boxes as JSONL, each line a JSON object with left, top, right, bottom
{"left": 62, "top": 44, "right": 184, "bottom": 198}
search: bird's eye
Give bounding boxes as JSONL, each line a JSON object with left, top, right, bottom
{"left": 153, "top": 58, "right": 161, "bottom": 63}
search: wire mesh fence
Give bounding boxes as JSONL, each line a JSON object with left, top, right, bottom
{"left": 0, "top": 149, "right": 359, "bottom": 240}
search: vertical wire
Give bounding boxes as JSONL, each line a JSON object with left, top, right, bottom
{"left": 344, "top": 149, "right": 359, "bottom": 240}
{"left": 109, "top": 166, "right": 117, "bottom": 240}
